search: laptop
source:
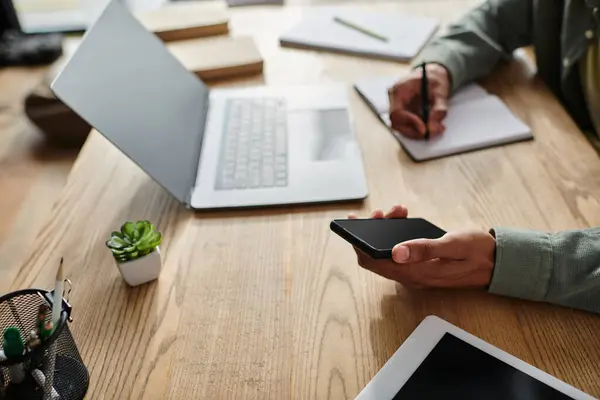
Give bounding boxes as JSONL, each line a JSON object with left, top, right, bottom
{"left": 50, "top": 0, "right": 368, "bottom": 209}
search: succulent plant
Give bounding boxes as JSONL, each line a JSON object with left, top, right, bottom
{"left": 106, "top": 220, "right": 162, "bottom": 263}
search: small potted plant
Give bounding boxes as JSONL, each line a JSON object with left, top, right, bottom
{"left": 105, "top": 220, "right": 163, "bottom": 286}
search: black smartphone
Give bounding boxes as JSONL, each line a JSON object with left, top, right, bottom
{"left": 330, "top": 218, "right": 446, "bottom": 259}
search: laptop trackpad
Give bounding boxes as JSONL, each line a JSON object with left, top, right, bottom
{"left": 288, "top": 108, "right": 356, "bottom": 161}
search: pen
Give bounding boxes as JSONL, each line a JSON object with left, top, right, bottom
{"left": 420, "top": 63, "right": 430, "bottom": 140}
{"left": 38, "top": 304, "right": 53, "bottom": 342}
{"left": 32, "top": 369, "right": 60, "bottom": 400}
{"left": 333, "top": 16, "right": 388, "bottom": 42}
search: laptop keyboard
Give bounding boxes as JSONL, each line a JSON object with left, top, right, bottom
{"left": 215, "top": 98, "right": 288, "bottom": 190}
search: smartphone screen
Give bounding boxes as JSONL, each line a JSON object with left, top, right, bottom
{"left": 330, "top": 218, "right": 446, "bottom": 258}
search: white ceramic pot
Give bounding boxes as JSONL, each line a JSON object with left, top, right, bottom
{"left": 115, "top": 247, "right": 162, "bottom": 286}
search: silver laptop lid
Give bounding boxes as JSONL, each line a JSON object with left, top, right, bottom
{"left": 51, "top": 0, "right": 209, "bottom": 204}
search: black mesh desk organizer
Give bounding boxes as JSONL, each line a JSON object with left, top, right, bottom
{"left": 0, "top": 289, "right": 88, "bottom": 400}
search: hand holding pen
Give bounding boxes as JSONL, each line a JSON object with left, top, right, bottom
{"left": 388, "top": 63, "right": 450, "bottom": 140}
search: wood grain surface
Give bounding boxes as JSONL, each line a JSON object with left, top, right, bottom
{"left": 9, "top": 1, "right": 600, "bottom": 399}
{"left": 0, "top": 67, "right": 78, "bottom": 294}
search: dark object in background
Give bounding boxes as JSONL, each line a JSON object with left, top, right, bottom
{"left": 0, "top": 0, "right": 63, "bottom": 67}
{"left": 0, "top": 0, "right": 19, "bottom": 32}
{"left": 25, "top": 82, "right": 91, "bottom": 148}
{"left": 0, "top": 32, "right": 63, "bottom": 66}
{"left": 0, "top": 0, "right": 84, "bottom": 146}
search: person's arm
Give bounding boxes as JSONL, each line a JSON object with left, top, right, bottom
{"left": 412, "top": 0, "right": 534, "bottom": 92}
{"left": 489, "top": 227, "right": 600, "bottom": 314}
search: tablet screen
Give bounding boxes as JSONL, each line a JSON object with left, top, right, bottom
{"left": 394, "top": 333, "right": 573, "bottom": 400}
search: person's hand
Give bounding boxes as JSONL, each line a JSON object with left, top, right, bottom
{"left": 348, "top": 206, "right": 496, "bottom": 289}
{"left": 388, "top": 63, "right": 451, "bottom": 139}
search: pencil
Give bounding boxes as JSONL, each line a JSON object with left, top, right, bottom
{"left": 333, "top": 16, "right": 388, "bottom": 42}
{"left": 52, "top": 258, "right": 64, "bottom": 330}
{"left": 420, "top": 63, "right": 430, "bottom": 140}
{"left": 45, "top": 257, "right": 64, "bottom": 400}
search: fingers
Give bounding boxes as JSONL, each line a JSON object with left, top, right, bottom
{"left": 427, "top": 92, "right": 448, "bottom": 136}
{"left": 348, "top": 205, "right": 408, "bottom": 220}
{"left": 428, "top": 121, "right": 445, "bottom": 136}
{"left": 392, "top": 235, "right": 463, "bottom": 264}
{"left": 389, "top": 79, "right": 421, "bottom": 106}
{"left": 356, "top": 257, "right": 438, "bottom": 288}
{"left": 370, "top": 209, "right": 385, "bottom": 219}
{"left": 430, "top": 92, "right": 448, "bottom": 123}
{"left": 353, "top": 246, "right": 369, "bottom": 266}
{"left": 356, "top": 258, "right": 405, "bottom": 282}
{"left": 388, "top": 80, "right": 425, "bottom": 139}
{"left": 390, "top": 109, "right": 426, "bottom": 139}
{"left": 384, "top": 205, "right": 408, "bottom": 219}
{"left": 399, "top": 259, "right": 492, "bottom": 289}
{"left": 388, "top": 65, "right": 449, "bottom": 140}
{"left": 357, "top": 258, "right": 490, "bottom": 289}
{"left": 390, "top": 101, "right": 445, "bottom": 138}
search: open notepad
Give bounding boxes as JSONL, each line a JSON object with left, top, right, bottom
{"left": 279, "top": 8, "right": 438, "bottom": 61}
{"left": 354, "top": 76, "right": 532, "bottom": 161}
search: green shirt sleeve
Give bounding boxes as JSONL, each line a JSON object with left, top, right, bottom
{"left": 489, "top": 227, "right": 600, "bottom": 314}
{"left": 412, "top": 0, "right": 534, "bottom": 92}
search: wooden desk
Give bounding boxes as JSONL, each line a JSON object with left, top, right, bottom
{"left": 10, "top": 1, "right": 600, "bottom": 399}
{"left": 0, "top": 67, "right": 79, "bottom": 294}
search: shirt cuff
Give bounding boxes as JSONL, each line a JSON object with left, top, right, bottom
{"left": 411, "top": 43, "right": 466, "bottom": 93}
{"left": 488, "top": 227, "right": 553, "bottom": 302}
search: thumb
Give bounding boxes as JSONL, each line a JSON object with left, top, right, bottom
{"left": 430, "top": 92, "right": 448, "bottom": 123}
{"left": 392, "top": 237, "right": 459, "bottom": 263}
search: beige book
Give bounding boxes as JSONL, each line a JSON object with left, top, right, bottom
{"left": 49, "top": 34, "right": 262, "bottom": 84}
{"left": 136, "top": 1, "right": 229, "bottom": 42}
{"left": 167, "top": 35, "right": 263, "bottom": 80}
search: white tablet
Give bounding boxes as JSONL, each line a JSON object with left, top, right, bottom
{"left": 356, "top": 316, "right": 595, "bottom": 400}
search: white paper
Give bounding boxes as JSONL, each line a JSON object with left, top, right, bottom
{"left": 396, "top": 95, "right": 531, "bottom": 159}
{"left": 354, "top": 77, "right": 532, "bottom": 160}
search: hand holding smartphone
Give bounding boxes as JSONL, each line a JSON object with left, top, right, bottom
{"left": 330, "top": 218, "right": 446, "bottom": 259}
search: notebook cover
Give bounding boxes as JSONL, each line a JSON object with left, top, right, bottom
{"left": 49, "top": 35, "right": 263, "bottom": 84}
{"left": 136, "top": 1, "right": 229, "bottom": 42}
{"left": 167, "top": 35, "right": 264, "bottom": 80}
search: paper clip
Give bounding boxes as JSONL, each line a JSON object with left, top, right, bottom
{"left": 62, "top": 279, "right": 72, "bottom": 304}
{"left": 62, "top": 279, "right": 73, "bottom": 322}
{"left": 42, "top": 280, "right": 74, "bottom": 323}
